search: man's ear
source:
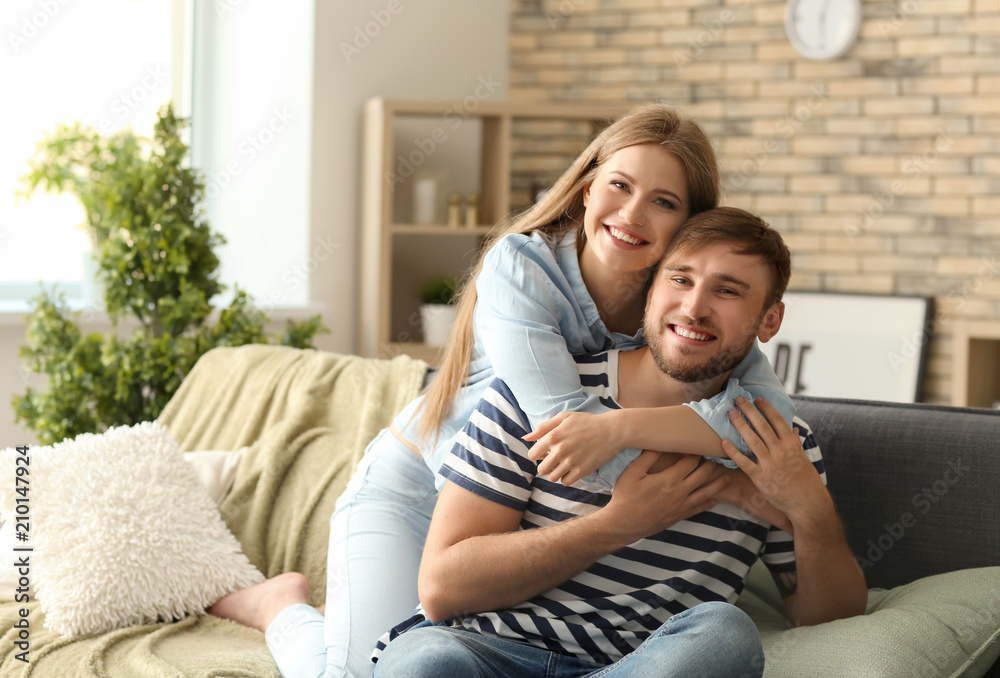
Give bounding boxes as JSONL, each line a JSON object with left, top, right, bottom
{"left": 756, "top": 301, "right": 784, "bottom": 343}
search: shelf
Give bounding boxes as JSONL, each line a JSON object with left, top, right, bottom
{"left": 357, "top": 98, "right": 628, "bottom": 365}
{"left": 390, "top": 224, "right": 496, "bottom": 236}
{"left": 378, "top": 342, "right": 446, "bottom": 364}
{"left": 952, "top": 320, "right": 1000, "bottom": 408}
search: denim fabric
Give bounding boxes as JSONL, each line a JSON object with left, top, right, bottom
{"left": 266, "top": 433, "right": 437, "bottom": 678}
{"left": 394, "top": 231, "right": 646, "bottom": 486}
{"left": 272, "top": 231, "right": 791, "bottom": 677}
{"left": 394, "top": 231, "right": 792, "bottom": 489}
{"left": 373, "top": 602, "right": 764, "bottom": 678}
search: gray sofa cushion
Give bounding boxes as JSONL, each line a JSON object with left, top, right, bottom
{"left": 791, "top": 395, "right": 1000, "bottom": 591}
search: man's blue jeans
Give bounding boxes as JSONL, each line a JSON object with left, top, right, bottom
{"left": 373, "top": 601, "right": 765, "bottom": 678}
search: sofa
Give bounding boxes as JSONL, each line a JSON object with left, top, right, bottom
{"left": 0, "top": 345, "right": 997, "bottom": 677}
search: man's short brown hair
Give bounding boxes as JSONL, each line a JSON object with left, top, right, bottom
{"left": 664, "top": 206, "right": 791, "bottom": 310}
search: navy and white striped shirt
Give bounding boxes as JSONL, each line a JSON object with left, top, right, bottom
{"left": 377, "top": 350, "right": 825, "bottom": 665}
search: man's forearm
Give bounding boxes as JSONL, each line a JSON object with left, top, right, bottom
{"left": 421, "top": 454, "right": 725, "bottom": 623}
{"left": 419, "top": 507, "right": 632, "bottom": 622}
{"left": 784, "top": 501, "right": 867, "bottom": 626}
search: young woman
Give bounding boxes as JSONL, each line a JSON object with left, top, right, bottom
{"left": 211, "top": 104, "right": 793, "bottom": 678}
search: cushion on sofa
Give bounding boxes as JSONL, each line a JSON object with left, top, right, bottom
{"left": 0, "top": 421, "right": 265, "bottom": 636}
{"left": 737, "top": 559, "right": 1000, "bottom": 678}
{"left": 0, "top": 346, "right": 430, "bottom": 676}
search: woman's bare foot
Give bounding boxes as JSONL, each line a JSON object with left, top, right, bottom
{"left": 209, "top": 572, "right": 311, "bottom": 632}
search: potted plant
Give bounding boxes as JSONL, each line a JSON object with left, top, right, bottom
{"left": 13, "top": 103, "right": 326, "bottom": 445}
{"left": 419, "top": 275, "right": 458, "bottom": 347}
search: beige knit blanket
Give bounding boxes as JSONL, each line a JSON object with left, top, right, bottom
{"left": 0, "top": 345, "right": 427, "bottom": 677}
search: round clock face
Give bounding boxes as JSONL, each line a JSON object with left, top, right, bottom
{"left": 785, "top": 0, "right": 861, "bottom": 60}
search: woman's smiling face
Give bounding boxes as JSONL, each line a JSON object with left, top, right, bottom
{"left": 582, "top": 143, "right": 691, "bottom": 275}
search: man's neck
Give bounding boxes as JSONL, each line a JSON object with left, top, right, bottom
{"left": 616, "top": 348, "right": 730, "bottom": 409}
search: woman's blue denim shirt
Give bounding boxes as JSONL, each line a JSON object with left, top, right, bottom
{"left": 394, "top": 230, "right": 793, "bottom": 489}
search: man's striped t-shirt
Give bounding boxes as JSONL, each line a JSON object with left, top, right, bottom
{"left": 380, "top": 350, "right": 826, "bottom": 665}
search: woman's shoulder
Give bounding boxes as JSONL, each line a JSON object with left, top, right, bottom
{"left": 486, "top": 230, "right": 575, "bottom": 268}
{"left": 478, "top": 230, "right": 580, "bottom": 303}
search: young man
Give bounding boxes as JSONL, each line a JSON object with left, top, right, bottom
{"left": 373, "top": 207, "right": 867, "bottom": 678}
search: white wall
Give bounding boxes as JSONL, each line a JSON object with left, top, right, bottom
{"left": 190, "top": 0, "right": 316, "bottom": 311}
{"left": 308, "top": 1, "right": 509, "bottom": 352}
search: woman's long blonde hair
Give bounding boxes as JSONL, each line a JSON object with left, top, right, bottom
{"left": 415, "top": 103, "right": 722, "bottom": 445}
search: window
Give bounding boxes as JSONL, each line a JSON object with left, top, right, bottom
{"left": 0, "top": 0, "right": 173, "bottom": 294}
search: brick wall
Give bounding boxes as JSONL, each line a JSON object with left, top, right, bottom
{"left": 508, "top": 0, "right": 1000, "bottom": 404}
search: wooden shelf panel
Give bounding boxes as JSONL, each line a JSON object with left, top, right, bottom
{"left": 358, "top": 98, "right": 629, "bottom": 361}
{"left": 390, "top": 224, "right": 496, "bottom": 236}
{"left": 379, "top": 341, "right": 445, "bottom": 365}
{"left": 952, "top": 320, "right": 1000, "bottom": 408}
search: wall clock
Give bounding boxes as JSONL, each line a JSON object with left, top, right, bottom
{"left": 785, "top": 0, "right": 862, "bottom": 60}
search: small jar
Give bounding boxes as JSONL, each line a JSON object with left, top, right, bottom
{"left": 447, "top": 193, "right": 462, "bottom": 228}
{"left": 464, "top": 194, "right": 479, "bottom": 228}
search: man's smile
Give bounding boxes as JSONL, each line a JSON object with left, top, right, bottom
{"left": 668, "top": 323, "right": 717, "bottom": 344}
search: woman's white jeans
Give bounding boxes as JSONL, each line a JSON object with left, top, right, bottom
{"left": 264, "top": 429, "right": 438, "bottom": 678}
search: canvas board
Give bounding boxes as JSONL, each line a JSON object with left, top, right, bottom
{"left": 761, "top": 291, "right": 933, "bottom": 403}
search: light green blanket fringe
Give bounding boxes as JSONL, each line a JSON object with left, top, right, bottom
{"left": 0, "top": 345, "right": 428, "bottom": 677}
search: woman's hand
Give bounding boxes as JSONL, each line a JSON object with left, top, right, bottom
{"left": 524, "top": 411, "right": 624, "bottom": 485}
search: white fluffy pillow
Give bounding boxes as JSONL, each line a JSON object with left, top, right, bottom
{"left": 0, "top": 422, "right": 264, "bottom": 636}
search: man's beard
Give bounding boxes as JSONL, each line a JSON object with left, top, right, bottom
{"left": 646, "top": 315, "right": 761, "bottom": 384}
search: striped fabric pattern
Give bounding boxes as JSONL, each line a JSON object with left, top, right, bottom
{"left": 378, "top": 351, "right": 825, "bottom": 665}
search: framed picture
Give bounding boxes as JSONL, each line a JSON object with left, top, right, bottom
{"left": 762, "top": 291, "right": 934, "bottom": 403}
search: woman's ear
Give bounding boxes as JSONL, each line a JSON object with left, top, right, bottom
{"left": 582, "top": 181, "right": 592, "bottom": 208}
{"left": 756, "top": 301, "right": 784, "bottom": 343}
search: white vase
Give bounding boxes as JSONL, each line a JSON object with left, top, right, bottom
{"left": 420, "top": 304, "right": 458, "bottom": 347}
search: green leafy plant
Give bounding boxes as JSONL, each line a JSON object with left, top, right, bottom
{"left": 420, "top": 275, "right": 458, "bottom": 305}
{"left": 14, "top": 103, "right": 326, "bottom": 445}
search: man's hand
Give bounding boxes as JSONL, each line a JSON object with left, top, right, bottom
{"left": 720, "top": 397, "right": 831, "bottom": 529}
{"left": 603, "top": 451, "right": 730, "bottom": 544}
{"left": 713, "top": 470, "right": 793, "bottom": 533}
{"left": 524, "top": 411, "right": 624, "bottom": 485}
{"left": 419, "top": 453, "right": 729, "bottom": 622}
{"left": 721, "top": 396, "right": 867, "bottom": 626}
